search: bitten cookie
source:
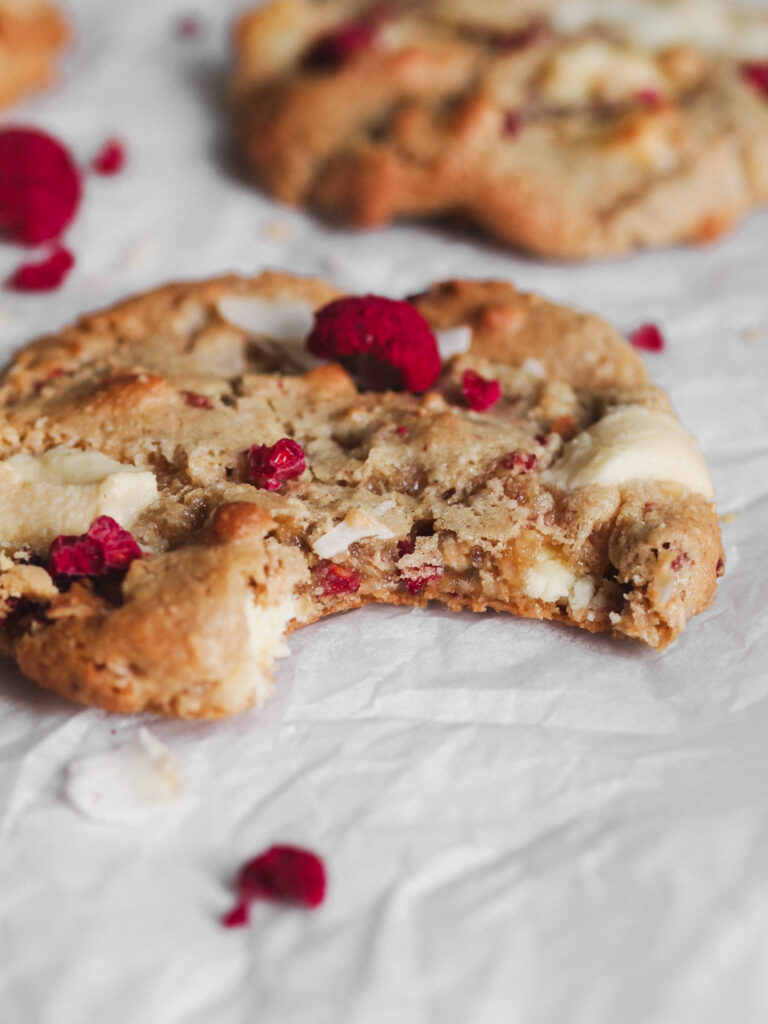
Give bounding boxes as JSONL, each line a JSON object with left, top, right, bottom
{"left": 231, "top": 0, "right": 768, "bottom": 258}
{"left": 0, "top": 272, "right": 723, "bottom": 718}
{"left": 0, "top": 1, "right": 68, "bottom": 110}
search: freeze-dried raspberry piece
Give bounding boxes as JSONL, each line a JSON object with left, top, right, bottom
{"left": 503, "top": 451, "right": 537, "bottom": 472}
{"left": 248, "top": 438, "right": 306, "bottom": 491}
{"left": 397, "top": 538, "right": 415, "bottom": 558}
{"left": 0, "top": 128, "right": 82, "bottom": 245}
{"left": 314, "top": 561, "right": 361, "bottom": 595}
{"left": 461, "top": 369, "right": 501, "bottom": 411}
{"left": 403, "top": 567, "right": 442, "bottom": 594}
{"left": 743, "top": 62, "right": 768, "bottom": 96}
{"left": 629, "top": 323, "right": 665, "bottom": 352}
{"left": 307, "top": 295, "right": 441, "bottom": 393}
{"left": 222, "top": 844, "right": 327, "bottom": 925}
{"left": 303, "top": 6, "right": 390, "bottom": 70}
{"left": 92, "top": 139, "right": 127, "bottom": 176}
{"left": 636, "top": 88, "right": 662, "bottom": 107}
{"left": 6, "top": 246, "right": 74, "bottom": 292}
{"left": 48, "top": 516, "right": 142, "bottom": 580}
{"left": 502, "top": 111, "right": 523, "bottom": 138}
{"left": 181, "top": 390, "right": 213, "bottom": 409}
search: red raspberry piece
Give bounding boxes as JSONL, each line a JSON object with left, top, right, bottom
{"left": 503, "top": 451, "right": 537, "bottom": 472}
{"left": 307, "top": 295, "right": 441, "bottom": 393}
{"left": 629, "top": 323, "right": 665, "bottom": 352}
{"left": 181, "top": 390, "right": 213, "bottom": 409}
{"left": 221, "top": 900, "right": 249, "bottom": 928}
{"left": 48, "top": 516, "right": 142, "bottom": 580}
{"left": 0, "top": 128, "right": 82, "bottom": 245}
{"left": 743, "top": 62, "right": 768, "bottom": 96}
{"left": 241, "top": 845, "right": 326, "bottom": 907}
{"left": 6, "top": 246, "right": 74, "bottom": 292}
{"left": 92, "top": 138, "right": 127, "bottom": 176}
{"left": 177, "top": 14, "right": 204, "bottom": 38}
{"left": 636, "top": 88, "right": 662, "bottom": 107}
{"left": 461, "top": 369, "right": 501, "bottom": 411}
{"left": 670, "top": 551, "right": 690, "bottom": 572}
{"left": 397, "top": 538, "right": 415, "bottom": 558}
{"left": 502, "top": 111, "right": 523, "bottom": 138}
{"left": 314, "top": 561, "right": 361, "bottom": 595}
{"left": 303, "top": 6, "right": 390, "bottom": 70}
{"left": 404, "top": 567, "right": 442, "bottom": 594}
{"left": 248, "top": 438, "right": 306, "bottom": 491}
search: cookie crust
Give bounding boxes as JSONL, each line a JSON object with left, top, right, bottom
{"left": 0, "top": 272, "right": 724, "bottom": 717}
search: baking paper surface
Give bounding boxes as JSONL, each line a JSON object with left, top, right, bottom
{"left": 1, "top": 2, "right": 767, "bottom": 1021}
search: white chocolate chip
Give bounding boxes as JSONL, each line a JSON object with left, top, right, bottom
{"left": 65, "top": 729, "right": 185, "bottom": 825}
{"left": 312, "top": 509, "right": 394, "bottom": 559}
{"left": 435, "top": 326, "right": 473, "bottom": 361}
{"left": 216, "top": 295, "right": 323, "bottom": 371}
{"left": 543, "top": 406, "right": 714, "bottom": 498}
{"left": 0, "top": 447, "right": 158, "bottom": 551}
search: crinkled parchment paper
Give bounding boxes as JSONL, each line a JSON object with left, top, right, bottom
{"left": 1, "top": 2, "right": 767, "bottom": 1021}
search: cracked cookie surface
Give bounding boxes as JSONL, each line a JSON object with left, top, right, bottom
{"left": 0, "top": 271, "right": 723, "bottom": 718}
{"left": 231, "top": 0, "right": 768, "bottom": 258}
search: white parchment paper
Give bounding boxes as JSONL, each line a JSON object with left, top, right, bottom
{"left": 1, "top": 2, "right": 767, "bottom": 1021}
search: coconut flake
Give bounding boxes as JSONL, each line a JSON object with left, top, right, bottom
{"left": 435, "top": 326, "right": 472, "bottom": 361}
{"left": 312, "top": 509, "right": 394, "bottom": 559}
{"left": 65, "top": 728, "right": 185, "bottom": 824}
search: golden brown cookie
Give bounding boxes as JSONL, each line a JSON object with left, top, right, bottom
{"left": 0, "top": 272, "right": 723, "bottom": 718}
{"left": 0, "top": 1, "right": 68, "bottom": 110}
{"left": 231, "top": 0, "right": 768, "bottom": 258}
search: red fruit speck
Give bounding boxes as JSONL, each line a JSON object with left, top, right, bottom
{"left": 6, "top": 245, "right": 74, "bottom": 292}
{"left": 503, "top": 451, "right": 537, "bottom": 472}
{"left": 670, "top": 551, "right": 690, "bottom": 572}
{"left": 495, "top": 21, "right": 549, "bottom": 52}
{"left": 743, "top": 62, "right": 768, "bottom": 96}
{"left": 636, "top": 88, "right": 662, "bottom": 107}
{"left": 222, "top": 901, "right": 250, "bottom": 928}
{"left": 629, "top": 323, "right": 665, "bottom": 352}
{"left": 0, "top": 128, "right": 82, "bottom": 245}
{"left": 404, "top": 567, "right": 442, "bottom": 595}
{"left": 307, "top": 295, "right": 441, "bottom": 393}
{"left": 92, "top": 138, "right": 127, "bottom": 176}
{"left": 181, "top": 390, "right": 213, "bottom": 409}
{"left": 48, "top": 515, "right": 142, "bottom": 580}
{"left": 303, "top": 9, "right": 387, "bottom": 70}
{"left": 314, "top": 561, "right": 361, "bottom": 596}
{"left": 240, "top": 845, "right": 326, "bottom": 908}
{"left": 502, "top": 110, "right": 523, "bottom": 138}
{"left": 397, "top": 538, "right": 415, "bottom": 558}
{"left": 461, "top": 369, "right": 501, "bottom": 411}
{"left": 248, "top": 438, "right": 306, "bottom": 491}
{"left": 177, "top": 14, "right": 203, "bottom": 38}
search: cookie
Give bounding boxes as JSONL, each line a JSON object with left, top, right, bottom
{"left": 231, "top": 0, "right": 768, "bottom": 258}
{"left": 0, "top": 271, "right": 723, "bottom": 718}
{"left": 0, "top": 1, "right": 68, "bottom": 110}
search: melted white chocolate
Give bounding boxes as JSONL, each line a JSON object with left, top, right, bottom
{"left": 544, "top": 406, "right": 714, "bottom": 498}
{"left": 0, "top": 447, "right": 158, "bottom": 550}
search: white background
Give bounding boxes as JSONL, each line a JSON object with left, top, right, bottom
{"left": 1, "top": 2, "right": 768, "bottom": 1022}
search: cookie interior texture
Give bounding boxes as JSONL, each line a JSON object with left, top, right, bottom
{"left": 0, "top": 272, "right": 723, "bottom": 718}
{"left": 231, "top": 0, "right": 768, "bottom": 258}
{"left": 0, "top": 0, "right": 68, "bottom": 110}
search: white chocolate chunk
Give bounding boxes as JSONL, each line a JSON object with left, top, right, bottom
{"left": 523, "top": 554, "right": 594, "bottom": 610}
{"left": 435, "top": 326, "right": 472, "bottom": 361}
{"left": 217, "top": 295, "right": 323, "bottom": 372}
{"left": 312, "top": 509, "right": 394, "bottom": 559}
{"left": 65, "top": 728, "right": 185, "bottom": 825}
{"left": 539, "top": 39, "right": 666, "bottom": 106}
{"left": 217, "top": 596, "right": 295, "bottom": 709}
{"left": 544, "top": 406, "right": 714, "bottom": 498}
{"left": 0, "top": 447, "right": 158, "bottom": 551}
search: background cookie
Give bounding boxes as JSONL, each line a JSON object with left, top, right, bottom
{"left": 231, "top": 0, "right": 768, "bottom": 258}
{"left": 0, "top": 0, "right": 68, "bottom": 110}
